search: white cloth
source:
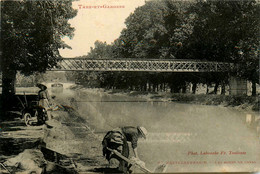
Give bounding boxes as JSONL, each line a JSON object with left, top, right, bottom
{"left": 130, "top": 157, "right": 146, "bottom": 168}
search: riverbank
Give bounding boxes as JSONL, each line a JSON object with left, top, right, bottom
{"left": 0, "top": 119, "right": 46, "bottom": 173}
{"left": 106, "top": 89, "right": 259, "bottom": 112}
{"left": 0, "top": 109, "right": 108, "bottom": 173}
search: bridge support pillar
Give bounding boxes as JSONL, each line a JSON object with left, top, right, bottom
{"left": 229, "top": 76, "right": 247, "bottom": 95}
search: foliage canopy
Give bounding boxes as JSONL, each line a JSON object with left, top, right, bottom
{"left": 1, "top": 0, "right": 77, "bottom": 75}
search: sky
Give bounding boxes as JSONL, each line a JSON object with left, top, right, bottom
{"left": 59, "top": 0, "right": 145, "bottom": 58}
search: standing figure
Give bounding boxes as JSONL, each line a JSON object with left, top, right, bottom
{"left": 102, "top": 126, "right": 148, "bottom": 173}
{"left": 37, "top": 83, "right": 51, "bottom": 109}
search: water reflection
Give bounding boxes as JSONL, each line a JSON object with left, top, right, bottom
{"left": 52, "top": 88, "right": 260, "bottom": 173}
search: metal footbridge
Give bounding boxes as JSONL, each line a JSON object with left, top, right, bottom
{"left": 52, "top": 58, "right": 233, "bottom": 72}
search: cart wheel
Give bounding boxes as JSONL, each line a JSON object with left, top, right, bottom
{"left": 24, "top": 113, "right": 33, "bottom": 126}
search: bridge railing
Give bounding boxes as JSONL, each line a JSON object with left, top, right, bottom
{"left": 51, "top": 58, "right": 234, "bottom": 72}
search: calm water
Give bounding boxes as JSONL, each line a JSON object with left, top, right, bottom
{"left": 18, "top": 85, "right": 256, "bottom": 173}
{"left": 58, "top": 88, "right": 259, "bottom": 173}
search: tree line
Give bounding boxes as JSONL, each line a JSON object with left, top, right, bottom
{"left": 69, "top": 0, "right": 259, "bottom": 95}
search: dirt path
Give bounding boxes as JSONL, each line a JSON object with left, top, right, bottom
{"left": 0, "top": 110, "right": 108, "bottom": 173}
{"left": 0, "top": 119, "right": 44, "bottom": 173}
{"left": 42, "top": 108, "right": 108, "bottom": 173}
{"left": 0, "top": 119, "right": 43, "bottom": 158}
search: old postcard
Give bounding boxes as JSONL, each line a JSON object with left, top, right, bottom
{"left": 0, "top": 0, "right": 259, "bottom": 173}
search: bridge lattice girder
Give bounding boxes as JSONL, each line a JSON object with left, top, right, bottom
{"left": 52, "top": 58, "right": 234, "bottom": 72}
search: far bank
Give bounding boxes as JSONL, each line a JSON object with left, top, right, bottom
{"left": 104, "top": 89, "right": 259, "bottom": 112}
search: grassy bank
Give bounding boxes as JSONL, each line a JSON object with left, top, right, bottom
{"left": 108, "top": 89, "right": 259, "bottom": 112}
{"left": 171, "top": 94, "right": 259, "bottom": 111}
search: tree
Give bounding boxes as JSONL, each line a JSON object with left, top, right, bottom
{"left": 185, "top": 0, "right": 259, "bottom": 94}
{"left": 69, "top": 41, "right": 120, "bottom": 88}
{"left": 87, "top": 41, "right": 115, "bottom": 59}
{"left": 114, "top": 1, "right": 194, "bottom": 92}
{"left": 1, "top": 0, "right": 77, "bottom": 110}
{"left": 117, "top": 0, "right": 193, "bottom": 59}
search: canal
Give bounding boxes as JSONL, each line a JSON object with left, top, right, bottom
{"left": 17, "top": 84, "right": 260, "bottom": 173}
{"left": 56, "top": 87, "right": 260, "bottom": 173}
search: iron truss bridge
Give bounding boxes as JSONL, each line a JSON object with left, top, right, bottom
{"left": 52, "top": 58, "right": 234, "bottom": 72}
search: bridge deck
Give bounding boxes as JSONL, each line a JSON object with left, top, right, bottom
{"left": 52, "top": 58, "right": 233, "bottom": 72}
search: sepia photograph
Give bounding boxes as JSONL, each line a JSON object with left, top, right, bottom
{"left": 0, "top": 0, "right": 259, "bottom": 173}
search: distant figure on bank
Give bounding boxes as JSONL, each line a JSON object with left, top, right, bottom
{"left": 37, "top": 83, "right": 51, "bottom": 110}
{"left": 102, "top": 126, "right": 148, "bottom": 173}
